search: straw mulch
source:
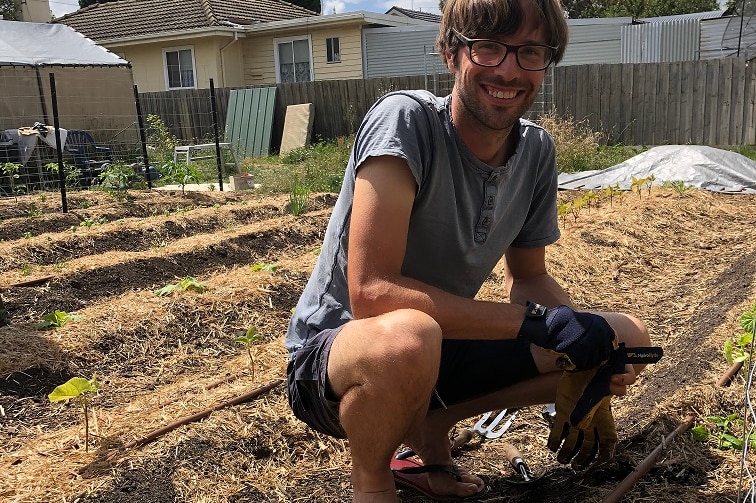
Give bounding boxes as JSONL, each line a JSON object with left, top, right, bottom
{"left": 0, "top": 186, "right": 754, "bottom": 502}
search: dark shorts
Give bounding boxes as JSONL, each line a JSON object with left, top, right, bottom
{"left": 286, "top": 327, "right": 539, "bottom": 439}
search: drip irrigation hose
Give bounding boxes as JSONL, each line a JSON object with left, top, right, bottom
{"left": 124, "top": 379, "right": 282, "bottom": 448}
{"left": 602, "top": 359, "right": 745, "bottom": 503}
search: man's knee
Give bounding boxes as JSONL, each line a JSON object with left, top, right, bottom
{"left": 370, "top": 308, "right": 443, "bottom": 369}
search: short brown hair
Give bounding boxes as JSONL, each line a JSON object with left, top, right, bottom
{"left": 436, "top": 0, "right": 569, "bottom": 65}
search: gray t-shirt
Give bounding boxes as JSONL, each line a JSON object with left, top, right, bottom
{"left": 285, "top": 90, "right": 560, "bottom": 356}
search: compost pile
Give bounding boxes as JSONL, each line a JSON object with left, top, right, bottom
{"left": 1, "top": 186, "right": 754, "bottom": 503}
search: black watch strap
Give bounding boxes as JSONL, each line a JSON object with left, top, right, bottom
{"left": 519, "top": 301, "right": 550, "bottom": 347}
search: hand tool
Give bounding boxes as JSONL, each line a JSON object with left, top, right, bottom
{"left": 501, "top": 442, "right": 544, "bottom": 486}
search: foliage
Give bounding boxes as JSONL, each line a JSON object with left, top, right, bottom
{"left": 1, "top": 162, "right": 24, "bottom": 202}
{"left": 288, "top": 0, "right": 320, "bottom": 13}
{"left": 630, "top": 175, "right": 656, "bottom": 198}
{"left": 48, "top": 375, "right": 99, "bottom": 451}
{"left": 154, "top": 276, "right": 208, "bottom": 296}
{"left": 691, "top": 414, "right": 756, "bottom": 450}
{"left": 289, "top": 181, "right": 310, "bottom": 216}
{"left": 36, "top": 310, "right": 84, "bottom": 330}
{"left": 99, "top": 163, "right": 138, "bottom": 190}
{"left": 45, "top": 162, "right": 81, "bottom": 189}
{"left": 536, "top": 113, "right": 644, "bottom": 173}
{"left": 724, "top": 304, "right": 756, "bottom": 365}
{"left": 662, "top": 180, "right": 695, "bottom": 195}
{"left": 235, "top": 327, "right": 263, "bottom": 377}
{"left": 562, "top": 0, "right": 718, "bottom": 19}
{"left": 733, "top": 144, "right": 756, "bottom": 162}
{"left": 0, "top": 0, "right": 21, "bottom": 20}
{"left": 251, "top": 262, "right": 278, "bottom": 272}
{"left": 161, "top": 161, "right": 201, "bottom": 194}
{"left": 146, "top": 114, "right": 179, "bottom": 163}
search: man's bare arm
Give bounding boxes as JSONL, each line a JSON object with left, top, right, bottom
{"left": 347, "top": 155, "right": 526, "bottom": 340}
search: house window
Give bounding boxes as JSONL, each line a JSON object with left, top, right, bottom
{"left": 275, "top": 36, "right": 313, "bottom": 83}
{"left": 163, "top": 47, "right": 196, "bottom": 89}
{"left": 326, "top": 37, "right": 341, "bottom": 63}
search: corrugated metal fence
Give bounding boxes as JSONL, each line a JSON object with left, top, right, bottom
{"left": 554, "top": 57, "right": 755, "bottom": 146}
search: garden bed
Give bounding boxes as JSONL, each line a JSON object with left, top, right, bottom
{"left": 1, "top": 186, "right": 755, "bottom": 502}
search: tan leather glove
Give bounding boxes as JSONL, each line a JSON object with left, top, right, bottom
{"left": 547, "top": 369, "right": 618, "bottom": 467}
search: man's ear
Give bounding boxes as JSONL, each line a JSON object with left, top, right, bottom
{"left": 445, "top": 50, "right": 457, "bottom": 74}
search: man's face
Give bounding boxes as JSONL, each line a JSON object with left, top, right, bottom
{"left": 446, "top": 1, "right": 548, "bottom": 132}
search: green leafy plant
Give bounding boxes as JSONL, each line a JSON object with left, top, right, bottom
{"left": 289, "top": 181, "right": 310, "bottom": 216}
{"left": 161, "top": 161, "right": 201, "bottom": 195}
{"left": 99, "top": 163, "right": 136, "bottom": 190}
{"left": 80, "top": 216, "right": 107, "bottom": 229}
{"left": 723, "top": 304, "right": 756, "bottom": 365}
{"left": 146, "top": 114, "right": 179, "bottom": 163}
{"left": 662, "top": 180, "right": 694, "bottom": 196}
{"left": 235, "top": 326, "right": 262, "bottom": 377}
{"left": 250, "top": 262, "right": 278, "bottom": 272}
{"left": 26, "top": 205, "right": 42, "bottom": 218}
{"left": 1, "top": 162, "right": 24, "bottom": 202}
{"left": 23, "top": 231, "right": 31, "bottom": 239}
{"left": 36, "top": 310, "right": 84, "bottom": 330}
{"left": 48, "top": 375, "right": 100, "bottom": 451}
{"left": 45, "top": 162, "right": 81, "bottom": 189}
{"left": 691, "top": 414, "right": 756, "bottom": 450}
{"left": 154, "top": 276, "right": 208, "bottom": 296}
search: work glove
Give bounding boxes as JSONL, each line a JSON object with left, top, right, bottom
{"left": 518, "top": 302, "right": 618, "bottom": 371}
{"left": 547, "top": 359, "right": 621, "bottom": 466}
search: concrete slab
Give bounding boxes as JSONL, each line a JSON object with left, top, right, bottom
{"left": 280, "top": 103, "right": 314, "bottom": 155}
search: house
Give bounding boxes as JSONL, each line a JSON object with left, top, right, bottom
{"left": 55, "top": 0, "right": 433, "bottom": 93}
{"left": 385, "top": 6, "right": 441, "bottom": 24}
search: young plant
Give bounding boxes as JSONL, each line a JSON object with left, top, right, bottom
{"left": 691, "top": 413, "right": 756, "bottom": 450}
{"left": 1, "top": 162, "right": 24, "bottom": 202}
{"left": 161, "top": 161, "right": 201, "bottom": 194}
{"left": 289, "top": 180, "right": 310, "bottom": 216}
{"left": 250, "top": 262, "right": 278, "bottom": 272}
{"left": 154, "top": 276, "right": 208, "bottom": 296}
{"left": 45, "top": 162, "right": 81, "bottom": 189}
{"left": 48, "top": 375, "right": 99, "bottom": 451}
{"left": 235, "top": 326, "right": 262, "bottom": 378}
{"left": 723, "top": 304, "right": 756, "bottom": 366}
{"left": 663, "top": 180, "right": 694, "bottom": 196}
{"left": 37, "top": 310, "right": 84, "bottom": 330}
{"left": 99, "top": 163, "right": 135, "bottom": 190}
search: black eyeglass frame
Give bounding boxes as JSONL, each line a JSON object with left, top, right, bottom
{"left": 452, "top": 29, "right": 557, "bottom": 72}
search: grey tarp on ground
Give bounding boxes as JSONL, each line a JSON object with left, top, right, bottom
{"left": 557, "top": 145, "right": 756, "bottom": 194}
{"left": 0, "top": 20, "right": 128, "bottom": 67}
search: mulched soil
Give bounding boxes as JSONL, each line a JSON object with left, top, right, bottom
{"left": 1, "top": 186, "right": 755, "bottom": 503}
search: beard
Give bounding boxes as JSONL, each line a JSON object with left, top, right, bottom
{"left": 453, "top": 73, "right": 538, "bottom": 132}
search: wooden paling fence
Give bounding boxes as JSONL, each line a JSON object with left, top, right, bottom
{"left": 554, "top": 57, "right": 755, "bottom": 146}
{"left": 139, "top": 57, "right": 754, "bottom": 155}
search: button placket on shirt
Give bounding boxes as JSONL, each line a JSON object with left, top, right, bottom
{"left": 474, "top": 173, "right": 498, "bottom": 243}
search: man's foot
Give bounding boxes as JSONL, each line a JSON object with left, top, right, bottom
{"left": 391, "top": 457, "right": 486, "bottom": 500}
{"left": 353, "top": 488, "right": 399, "bottom": 503}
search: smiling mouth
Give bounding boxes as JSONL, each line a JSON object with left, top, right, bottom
{"left": 486, "top": 87, "right": 518, "bottom": 99}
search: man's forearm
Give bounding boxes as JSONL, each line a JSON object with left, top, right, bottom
{"left": 507, "top": 272, "right": 574, "bottom": 309}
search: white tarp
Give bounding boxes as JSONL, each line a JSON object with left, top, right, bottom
{"left": 558, "top": 145, "right": 756, "bottom": 194}
{"left": 0, "top": 20, "right": 128, "bottom": 67}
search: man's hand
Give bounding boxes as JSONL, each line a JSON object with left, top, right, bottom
{"left": 547, "top": 372, "right": 617, "bottom": 466}
{"left": 519, "top": 303, "right": 618, "bottom": 371}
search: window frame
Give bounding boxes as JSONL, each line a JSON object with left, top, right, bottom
{"left": 273, "top": 35, "right": 314, "bottom": 83}
{"left": 326, "top": 37, "right": 341, "bottom": 63}
{"left": 162, "top": 46, "right": 197, "bottom": 90}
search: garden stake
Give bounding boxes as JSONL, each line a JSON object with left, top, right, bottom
{"left": 124, "top": 379, "right": 282, "bottom": 448}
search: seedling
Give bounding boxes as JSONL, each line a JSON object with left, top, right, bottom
{"left": 691, "top": 413, "right": 756, "bottom": 450}
{"left": 250, "top": 262, "right": 277, "bottom": 272}
{"left": 723, "top": 304, "right": 756, "bottom": 366}
{"left": 48, "top": 375, "right": 99, "bottom": 451}
{"left": 663, "top": 180, "right": 694, "bottom": 195}
{"left": 1, "top": 162, "right": 23, "bottom": 202}
{"left": 36, "top": 310, "right": 84, "bottom": 330}
{"left": 289, "top": 181, "right": 310, "bottom": 216}
{"left": 235, "top": 326, "right": 262, "bottom": 378}
{"left": 154, "top": 276, "right": 208, "bottom": 296}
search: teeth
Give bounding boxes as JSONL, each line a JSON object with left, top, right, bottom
{"left": 489, "top": 89, "right": 517, "bottom": 99}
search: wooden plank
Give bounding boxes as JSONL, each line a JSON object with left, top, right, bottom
{"left": 730, "top": 58, "right": 745, "bottom": 144}
{"left": 679, "top": 61, "right": 694, "bottom": 144}
{"left": 586, "top": 63, "right": 599, "bottom": 130}
{"left": 719, "top": 58, "right": 733, "bottom": 145}
{"left": 607, "top": 64, "right": 622, "bottom": 143}
{"left": 704, "top": 60, "right": 720, "bottom": 145}
{"left": 619, "top": 64, "right": 634, "bottom": 145}
{"left": 597, "top": 64, "right": 611, "bottom": 138}
{"left": 653, "top": 63, "right": 668, "bottom": 144}
{"left": 666, "top": 62, "right": 681, "bottom": 144}
{"left": 642, "top": 63, "right": 657, "bottom": 145}
{"left": 632, "top": 64, "right": 646, "bottom": 145}
{"left": 574, "top": 65, "right": 587, "bottom": 121}
{"left": 690, "top": 60, "right": 706, "bottom": 145}
{"left": 746, "top": 59, "right": 756, "bottom": 144}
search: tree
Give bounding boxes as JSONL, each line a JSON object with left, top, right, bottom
{"left": 288, "top": 0, "right": 321, "bottom": 14}
{"left": 79, "top": 0, "right": 114, "bottom": 6}
{"left": 563, "top": 0, "right": 719, "bottom": 18}
{"left": 0, "top": 0, "right": 21, "bottom": 20}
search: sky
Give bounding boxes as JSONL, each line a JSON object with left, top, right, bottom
{"left": 49, "top": 0, "right": 730, "bottom": 20}
{"left": 48, "top": 0, "right": 440, "bottom": 19}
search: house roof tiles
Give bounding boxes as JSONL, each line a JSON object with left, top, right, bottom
{"left": 385, "top": 6, "right": 440, "bottom": 23}
{"left": 55, "top": 0, "right": 319, "bottom": 41}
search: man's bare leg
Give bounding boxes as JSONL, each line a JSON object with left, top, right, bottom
{"left": 327, "top": 309, "right": 483, "bottom": 502}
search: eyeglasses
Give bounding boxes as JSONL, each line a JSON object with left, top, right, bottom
{"left": 452, "top": 29, "right": 556, "bottom": 71}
